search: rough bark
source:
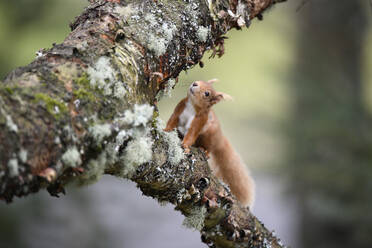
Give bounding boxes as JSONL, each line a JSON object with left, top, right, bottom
{"left": 0, "top": 0, "right": 286, "bottom": 247}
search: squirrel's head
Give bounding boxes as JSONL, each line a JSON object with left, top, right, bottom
{"left": 188, "top": 79, "right": 232, "bottom": 109}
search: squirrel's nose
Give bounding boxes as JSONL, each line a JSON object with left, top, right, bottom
{"left": 192, "top": 82, "right": 198, "bottom": 87}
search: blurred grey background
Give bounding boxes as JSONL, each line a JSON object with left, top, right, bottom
{"left": 1, "top": 0, "right": 372, "bottom": 247}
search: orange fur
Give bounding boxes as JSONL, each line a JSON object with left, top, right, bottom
{"left": 165, "top": 80, "right": 255, "bottom": 208}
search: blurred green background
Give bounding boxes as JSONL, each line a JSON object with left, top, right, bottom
{"left": 1, "top": 0, "right": 372, "bottom": 248}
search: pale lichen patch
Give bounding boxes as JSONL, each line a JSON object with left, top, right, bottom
{"left": 144, "top": 13, "right": 157, "bottom": 24}
{"left": 156, "top": 118, "right": 184, "bottom": 165}
{"left": 76, "top": 40, "right": 88, "bottom": 52}
{"left": 89, "top": 123, "right": 112, "bottom": 143}
{"left": 121, "top": 104, "right": 154, "bottom": 127}
{"left": 8, "top": 159, "right": 19, "bottom": 177}
{"left": 54, "top": 136, "right": 61, "bottom": 145}
{"left": 182, "top": 205, "right": 207, "bottom": 231}
{"left": 104, "top": 142, "right": 120, "bottom": 166}
{"left": 197, "top": 26, "right": 210, "bottom": 42}
{"left": 115, "top": 130, "right": 128, "bottom": 150}
{"left": 113, "top": 82, "right": 127, "bottom": 99}
{"left": 141, "top": 13, "right": 177, "bottom": 57}
{"left": 114, "top": 4, "right": 136, "bottom": 21}
{"left": 148, "top": 35, "right": 167, "bottom": 57}
{"left": 19, "top": 149, "right": 28, "bottom": 163}
{"left": 61, "top": 146, "right": 81, "bottom": 168}
{"left": 113, "top": 104, "right": 155, "bottom": 178}
{"left": 162, "top": 23, "right": 177, "bottom": 41}
{"left": 120, "top": 135, "right": 153, "bottom": 177}
{"left": 163, "top": 130, "right": 185, "bottom": 165}
{"left": 163, "top": 78, "right": 176, "bottom": 98}
{"left": 88, "top": 57, "right": 115, "bottom": 89}
{"left": 87, "top": 56, "right": 126, "bottom": 98}
{"left": 147, "top": 22, "right": 177, "bottom": 57}
{"left": 6, "top": 115, "right": 18, "bottom": 133}
{"left": 79, "top": 152, "right": 107, "bottom": 184}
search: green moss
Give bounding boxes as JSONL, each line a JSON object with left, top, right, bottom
{"left": 73, "top": 73, "right": 104, "bottom": 102}
{"left": 0, "top": 85, "right": 18, "bottom": 95}
{"left": 151, "top": 111, "right": 160, "bottom": 129}
{"left": 73, "top": 88, "right": 95, "bottom": 101}
{"left": 4, "top": 87, "right": 14, "bottom": 95}
{"left": 75, "top": 72, "right": 105, "bottom": 97}
{"left": 76, "top": 73, "right": 90, "bottom": 88}
{"left": 34, "top": 93, "right": 68, "bottom": 119}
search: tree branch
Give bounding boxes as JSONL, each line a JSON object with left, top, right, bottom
{"left": 0, "top": 0, "right": 286, "bottom": 247}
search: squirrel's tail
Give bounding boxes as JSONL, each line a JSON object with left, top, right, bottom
{"left": 209, "top": 140, "right": 255, "bottom": 208}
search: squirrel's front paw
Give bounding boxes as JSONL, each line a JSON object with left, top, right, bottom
{"left": 182, "top": 144, "right": 191, "bottom": 154}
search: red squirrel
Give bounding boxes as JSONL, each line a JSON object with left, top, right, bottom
{"left": 164, "top": 79, "right": 255, "bottom": 208}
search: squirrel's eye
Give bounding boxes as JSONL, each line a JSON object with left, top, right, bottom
{"left": 204, "top": 91, "right": 210, "bottom": 97}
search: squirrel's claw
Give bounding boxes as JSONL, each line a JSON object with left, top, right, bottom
{"left": 182, "top": 144, "right": 191, "bottom": 154}
{"left": 184, "top": 147, "right": 191, "bottom": 154}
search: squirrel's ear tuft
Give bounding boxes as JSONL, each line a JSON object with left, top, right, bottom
{"left": 207, "top": 78, "right": 219, "bottom": 84}
{"left": 211, "top": 92, "right": 233, "bottom": 105}
{"left": 216, "top": 92, "right": 233, "bottom": 101}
